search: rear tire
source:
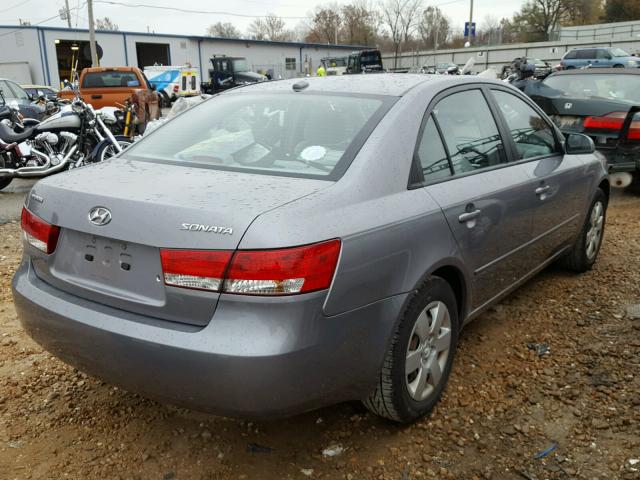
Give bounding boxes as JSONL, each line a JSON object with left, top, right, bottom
{"left": 0, "top": 156, "right": 13, "bottom": 191}
{"left": 159, "top": 91, "right": 171, "bottom": 109}
{"left": 97, "top": 139, "right": 133, "bottom": 163}
{"left": 613, "top": 64, "right": 625, "bottom": 68}
{"left": 363, "top": 277, "right": 459, "bottom": 423}
{"left": 561, "top": 188, "right": 607, "bottom": 272}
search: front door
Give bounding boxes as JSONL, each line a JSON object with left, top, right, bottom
{"left": 417, "top": 88, "right": 540, "bottom": 310}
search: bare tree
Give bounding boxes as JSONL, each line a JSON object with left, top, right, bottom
{"left": 341, "top": 1, "right": 380, "bottom": 46}
{"left": 206, "top": 22, "right": 241, "bottom": 39}
{"left": 418, "top": 6, "right": 450, "bottom": 49}
{"left": 306, "top": 4, "right": 343, "bottom": 44}
{"left": 478, "top": 14, "right": 500, "bottom": 45}
{"left": 95, "top": 17, "right": 118, "bottom": 31}
{"left": 248, "top": 13, "right": 291, "bottom": 41}
{"left": 513, "top": 0, "right": 571, "bottom": 41}
{"left": 379, "top": 0, "right": 422, "bottom": 68}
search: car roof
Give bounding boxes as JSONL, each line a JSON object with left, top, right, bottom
{"left": 568, "top": 46, "right": 609, "bottom": 50}
{"left": 548, "top": 68, "right": 640, "bottom": 77}
{"left": 236, "top": 74, "right": 479, "bottom": 97}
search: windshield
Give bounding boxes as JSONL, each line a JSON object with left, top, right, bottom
{"left": 361, "top": 52, "right": 382, "bottom": 66}
{"left": 544, "top": 74, "right": 640, "bottom": 103}
{"left": 324, "top": 57, "right": 347, "bottom": 67}
{"left": 610, "top": 48, "right": 630, "bottom": 57}
{"left": 232, "top": 59, "right": 249, "bottom": 72}
{"left": 82, "top": 71, "right": 141, "bottom": 88}
{"left": 125, "top": 92, "right": 391, "bottom": 179}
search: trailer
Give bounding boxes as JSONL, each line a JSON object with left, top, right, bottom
{"left": 144, "top": 65, "right": 200, "bottom": 107}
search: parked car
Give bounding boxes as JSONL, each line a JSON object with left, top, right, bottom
{"left": 58, "top": 67, "right": 161, "bottom": 132}
{"left": 21, "top": 84, "right": 59, "bottom": 101}
{"left": 13, "top": 75, "right": 609, "bottom": 423}
{"left": 527, "top": 68, "right": 640, "bottom": 192}
{"left": 501, "top": 57, "right": 552, "bottom": 79}
{"left": 0, "top": 77, "right": 43, "bottom": 119}
{"left": 560, "top": 47, "right": 640, "bottom": 69}
{"left": 436, "top": 62, "right": 458, "bottom": 74}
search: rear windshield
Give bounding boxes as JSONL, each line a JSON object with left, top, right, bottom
{"left": 82, "top": 71, "right": 140, "bottom": 88}
{"left": 544, "top": 74, "right": 640, "bottom": 103}
{"left": 125, "top": 92, "right": 393, "bottom": 179}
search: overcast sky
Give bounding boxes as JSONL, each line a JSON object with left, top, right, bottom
{"left": 2, "top": 0, "right": 523, "bottom": 38}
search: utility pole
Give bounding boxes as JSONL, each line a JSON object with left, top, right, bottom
{"left": 467, "top": 0, "right": 474, "bottom": 46}
{"left": 87, "top": 0, "right": 98, "bottom": 66}
{"left": 64, "top": 0, "right": 72, "bottom": 28}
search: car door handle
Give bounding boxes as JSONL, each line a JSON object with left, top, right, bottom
{"left": 91, "top": 94, "right": 102, "bottom": 99}
{"left": 458, "top": 209, "right": 481, "bottom": 223}
{"left": 535, "top": 185, "right": 550, "bottom": 195}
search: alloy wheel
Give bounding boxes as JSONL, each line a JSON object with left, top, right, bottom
{"left": 405, "top": 301, "right": 452, "bottom": 401}
{"left": 586, "top": 200, "right": 604, "bottom": 260}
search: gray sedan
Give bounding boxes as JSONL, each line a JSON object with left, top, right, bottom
{"left": 13, "top": 74, "right": 608, "bottom": 423}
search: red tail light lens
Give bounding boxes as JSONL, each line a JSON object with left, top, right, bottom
{"left": 583, "top": 111, "right": 626, "bottom": 130}
{"left": 583, "top": 111, "right": 640, "bottom": 139}
{"left": 224, "top": 239, "right": 341, "bottom": 295}
{"left": 21, "top": 207, "right": 60, "bottom": 254}
{"left": 173, "top": 85, "right": 179, "bottom": 92}
{"left": 159, "top": 240, "right": 341, "bottom": 295}
{"left": 160, "top": 249, "right": 232, "bottom": 291}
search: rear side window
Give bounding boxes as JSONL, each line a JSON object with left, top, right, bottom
{"left": 432, "top": 90, "right": 507, "bottom": 175}
{"left": 125, "top": 92, "right": 393, "bottom": 180}
{"left": 577, "top": 49, "right": 596, "bottom": 59}
{"left": 564, "top": 50, "right": 577, "bottom": 59}
{"left": 82, "top": 71, "right": 140, "bottom": 88}
{"left": 416, "top": 115, "right": 451, "bottom": 182}
{"left": 492, "top": 90, "right": 558, "bottom": 159}
{"left": 190, "top": 75, "right": 196, "bottom": 90}
{"left": 6, "top": 81, "right": 29, "bottom": 100}
{"left": 181, "top": 75, "right": 187, "bottom": 90}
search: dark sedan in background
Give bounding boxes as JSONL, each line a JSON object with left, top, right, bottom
{"left": 527, "top": 68, "right": 640, "bottom": 192}
{"left": 0, "top": 78, "right": 43, "bottom": 119}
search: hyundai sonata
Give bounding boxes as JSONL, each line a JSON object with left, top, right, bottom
{"left": 13, "top": 75, "right": 608, "bottom": 422}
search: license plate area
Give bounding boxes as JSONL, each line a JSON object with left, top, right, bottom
{"left": 50, "top": 229, "right": 165, "bottom": 305}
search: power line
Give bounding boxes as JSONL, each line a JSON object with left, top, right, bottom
{"left": 92, "top": 1, "right": 308, "bottom": 19}
{"left": 0, "top": 2, "right": 87, "bottom": 37}
{"left": 0, "top": 0, "right": 34, "bottom": 14}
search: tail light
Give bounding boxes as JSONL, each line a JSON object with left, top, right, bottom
{"left": 160, "top": 250, "right": 232, "bottom": 291}
{"left": 159, "top": 239, "right": 341, "bottom": 296}
{"left": 173, "top": 85, "right": 179, "bottom": 93}
{"left": 583, "top": 111, "right": 640, "bottom": 139}
{"left": 21, "top": 207, "right": 60, "bottom": 254}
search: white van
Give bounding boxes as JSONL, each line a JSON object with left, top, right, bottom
{"left": 144, "top": 65, "right": 200, "bottom": 106}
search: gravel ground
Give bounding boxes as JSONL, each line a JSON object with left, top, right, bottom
{"left": 0, "top": 192, "right": 639, "bottom": 480}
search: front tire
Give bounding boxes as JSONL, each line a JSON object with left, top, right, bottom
{"left": 363, "top": 277, "right": 459, "bottom": 423}
{"left": 97, "top": 139, "right": 133, "bottom": 163}
{"left": 562, "top": 188, "right": 607, "bottom": 272}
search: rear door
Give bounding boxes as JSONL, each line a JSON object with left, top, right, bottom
{"left": 419, "top": 86, "right": 541, "bottom": 310}
{"left": 490, "top": 87, "right": 587, "bottom": 263}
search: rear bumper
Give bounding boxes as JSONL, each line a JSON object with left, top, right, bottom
{"left": 596, "top": 148, "right": 640, "bottom": 174}
{"left": 12, "top": 259, "right": 408, "bottom": 418}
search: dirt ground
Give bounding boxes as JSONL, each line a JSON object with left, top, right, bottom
{"left": 0, "top": 192, "right": 639, "bottom": 480}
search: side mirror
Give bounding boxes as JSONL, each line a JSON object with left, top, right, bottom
{"left": 565, "top": 133, "right": 595, "bottom": 154}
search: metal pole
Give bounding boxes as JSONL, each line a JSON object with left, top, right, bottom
{"left": 87, "top": 0, "right": 98, "bottom": 66}
{"left": 467, "top": 0, "right": 474, "bottom": 45}
{"left": 64, "top": 0, "right": 72, "bottom": 28}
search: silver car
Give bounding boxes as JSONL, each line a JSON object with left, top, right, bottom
{"left": 13, "top": 75, "right": 608, "bottom": 423}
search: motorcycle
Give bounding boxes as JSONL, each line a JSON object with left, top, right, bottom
{"left": 0, "top": 87, "right": 132, "bottom": 191}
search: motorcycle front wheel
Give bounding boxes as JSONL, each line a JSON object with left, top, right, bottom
{"left": 96, "top": 139, "right": 133, "bottom": 163}
{"left": 0, "top": 154, "right": 13, "bottom": 191}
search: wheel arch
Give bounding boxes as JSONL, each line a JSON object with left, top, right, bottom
{"left": 598, "top": 178, "right": 610, "bottom": 204}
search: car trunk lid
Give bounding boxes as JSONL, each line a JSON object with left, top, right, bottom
{"left": 27, "top": 158, "right": 330, "bottom": 326}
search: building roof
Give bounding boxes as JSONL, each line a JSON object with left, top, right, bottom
{"left": 0, "top": 24, "right": 367, "bottom": 50}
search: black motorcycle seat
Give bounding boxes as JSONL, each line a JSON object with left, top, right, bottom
{"left": 0, "top": 122, "right": 35, "bottom": 143}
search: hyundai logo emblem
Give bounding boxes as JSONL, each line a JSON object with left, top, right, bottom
{"left": 88, "top": 207, "right": 112, "bottom": 226}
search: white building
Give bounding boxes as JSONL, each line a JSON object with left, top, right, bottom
{"left": 0, "top": 24, "right": 363, "bottom": 87}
